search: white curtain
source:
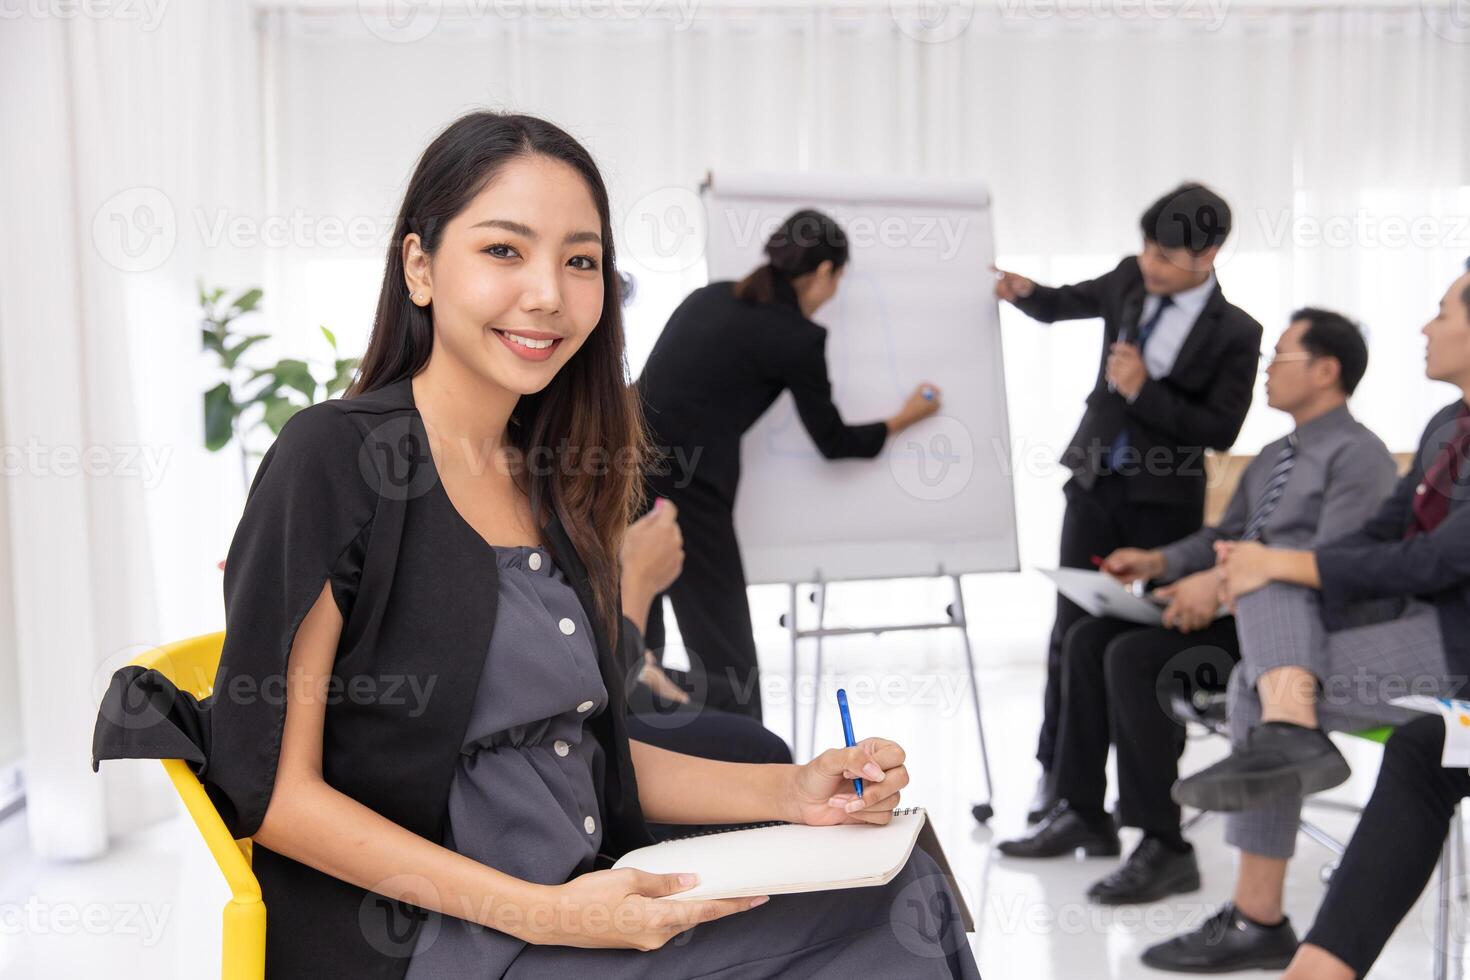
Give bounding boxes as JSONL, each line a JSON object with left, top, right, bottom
{"left": 0, "top": 1, "right": 264, "bottom": 857}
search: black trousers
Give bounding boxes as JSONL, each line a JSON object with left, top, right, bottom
{"left": 642, "top": 476, "right": 764, "bottom": 721}
{"left": 1052, "top": 614, "right": 1239, "bottom": 833}
{"left": 1038, "top": 473, "right": 1204, "bottom": 767}
{"left": 1303, "top": 715, "right": 1470, "bottom": 977}
{"left": 624, "top": 681, "right": 791, "bottom": 765}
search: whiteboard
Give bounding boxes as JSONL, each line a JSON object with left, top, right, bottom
{"left": 702, "top": 172, "right": 1019, "bottom": 585}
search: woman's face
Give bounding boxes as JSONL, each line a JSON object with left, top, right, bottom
{"left": 406, "top": 154, "right": 605, "bottom": 396}
{"left": 1422, "top": 270, "right": 1470, "bottom": 388}
{"left": 795, "top": 260, "right": 845, "bottom": 316}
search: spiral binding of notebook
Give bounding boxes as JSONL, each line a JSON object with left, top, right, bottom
{"left": 669, "top": 806, "right": 924, "bottom": 840}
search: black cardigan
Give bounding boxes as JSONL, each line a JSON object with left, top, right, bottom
{"left": 92, "top": 377, "right": 654, "bottom": 978}
{"left": 1013, "top": 256, "right": 1263, "bottom": 509}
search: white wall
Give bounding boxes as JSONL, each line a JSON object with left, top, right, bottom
{"left": 0, "top": 396, "right": 18, "bottom": 770}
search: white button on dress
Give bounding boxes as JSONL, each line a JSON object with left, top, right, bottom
{"left": 558, "top": 617, "right": 575, "bottom": 635}
{"left": 528, "top": 551, "right": 543, "bottom": 571}
{"left": 584, "top": 815, "right": 596, "bottom": 834}
{"left": 577, "top": 700, "right": 594, "bottom": 713}
{"left": 554, "top": 740, "right": 570, "bottom": 757}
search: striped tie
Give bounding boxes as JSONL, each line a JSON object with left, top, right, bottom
{"left": 1242, "top": 434, "right": 1298, "bottom": 542}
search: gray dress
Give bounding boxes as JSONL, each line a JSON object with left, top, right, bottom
{"left": 407, "top": 544, "right": 979, "bottom": 979}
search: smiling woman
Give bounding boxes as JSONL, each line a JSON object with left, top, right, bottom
{"left": 91, "top": 110, "right": 979, "bottom": 980}
{"left": 348, "top": 119, "right": 639, "bottom": 645}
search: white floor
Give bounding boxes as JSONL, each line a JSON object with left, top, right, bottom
{"left": 1, "top": 575, "right": 1459, "bottom": 978}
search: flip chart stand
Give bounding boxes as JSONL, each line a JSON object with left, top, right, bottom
{"left": 779, "top": 571, "right": 996, "bottom": 824}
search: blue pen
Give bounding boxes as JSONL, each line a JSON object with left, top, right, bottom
{"left": 837, "top": 688, "right": 863, "bottom": 798}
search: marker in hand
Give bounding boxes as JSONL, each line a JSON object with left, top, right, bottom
{"left": 921, "top": 385, "right": 936, "bottom": 401}
{"left": 837, "top": 688, "right": 863, "bottom": 799}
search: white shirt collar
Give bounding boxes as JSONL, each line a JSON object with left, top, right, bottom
{"left": 1161, "top": 271, "right": 1216, "bottom": 317}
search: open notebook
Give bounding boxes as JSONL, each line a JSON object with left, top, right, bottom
{"left": 613, "top": 807, "right": 974, "bottom": 931}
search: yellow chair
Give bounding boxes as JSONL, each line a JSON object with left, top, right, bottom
{"left": 131, "top": 633, "right": 265, "bottom": 980}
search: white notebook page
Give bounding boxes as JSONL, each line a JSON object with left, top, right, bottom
{"left": 612, "top": 809, "right": 926, "bottom": 901}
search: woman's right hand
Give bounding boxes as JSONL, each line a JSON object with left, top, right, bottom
{"left": 992, "top": 265, "right": 1036, "bottom": 302}
{"left": 888, "top": 382, "right": 942, "bottom": 434}
{"left": 518, "top": 869, "right": 766, "bottom": 951}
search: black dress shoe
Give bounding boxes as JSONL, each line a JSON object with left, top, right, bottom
{"left": 1026, "top": 770, "right": 1058, "bottom": 824}
{"left": 1087, "top": 838, "right": 1200, "bottom": 905}
{"left": 997, "top": 801, "right": 1121, "bottom": 858}
{"left": 1172, "top": 721, "right": 1350, "bottom": 813}
{"left": 1141, "top": 903, "right": 1298, "bottom": 973}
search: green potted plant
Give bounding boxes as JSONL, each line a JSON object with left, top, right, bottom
{"left": 199, "top": 282, "right": 358, "bottom": 486}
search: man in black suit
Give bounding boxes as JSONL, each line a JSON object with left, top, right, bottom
{"left": 993, "top": 183, "right": 1264, "bottom": 820}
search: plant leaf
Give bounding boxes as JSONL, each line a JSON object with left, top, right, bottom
{"left": 230, "top": 288, "right": 263, "bottom": 314}
{"left": 245, "top": 373, "right": 282, "bottom": 401}
{"left": 204, "top": 382, "right": 238, "bottom": 452}
{"left": 202, "top": 327, "right": 225, "bottom": 356}
{"left": 270, "top": 358, "right": 318, "bottom": 401}
{"left": 327, "top": 357, "right": 359, "bottom": 396}
{"left": 319, "top": 325, "right": 337, "bottom": 350}
{"left": 261, "top": 395, "right": 301, "bottom": 435}
{"left": 223, "top": 333, "right": 270, "bottom": 369}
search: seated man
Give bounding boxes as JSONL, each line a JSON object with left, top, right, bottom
{"left": 998, "top": 310, "right": 1397, "bottom": 913}
{"left": 1146, "top": 263, "right": 1470, "bottom": 973}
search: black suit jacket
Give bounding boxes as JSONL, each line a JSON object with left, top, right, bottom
{"left": 637, "top": 278, "right": 889, "bottom": 508}
{"left": 1014, "top": 256, "right": 1263, "bottom": 510}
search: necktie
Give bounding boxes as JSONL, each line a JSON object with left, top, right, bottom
{"left": 1107, "top": 296, "right": 1175, "bottom": 467}
{"left": 1408, "top": 407, "right": 1470, "bottom": 538}
{"left": 1242, "top": 434, "right": 1298, "bottom": 542}
{"left": 1132, "top": 294, "right": 1173, "bottom": 351}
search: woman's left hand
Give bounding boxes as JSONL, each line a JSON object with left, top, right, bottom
{"left": 782, "top": 737, "right": 909, "bottom": 827}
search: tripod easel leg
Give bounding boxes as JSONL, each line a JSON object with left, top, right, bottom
{"left": 807, "top": 582, "right": 828, "bottom": 762}
{"left": 951, "top": 574, "right": 995, "bottom": 824}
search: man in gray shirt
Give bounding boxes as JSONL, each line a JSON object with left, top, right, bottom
{"left": 997, "top": 309, "right": 1397, "bottom": 910}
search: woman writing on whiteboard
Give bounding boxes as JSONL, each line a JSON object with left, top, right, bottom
{"left": 637, "top": 209, "right": 942, "bottom": 721}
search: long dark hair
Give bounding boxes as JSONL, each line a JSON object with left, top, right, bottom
{"left": 732, "top": 208, "right": 849, "bottom": 304}
{"left": 348, "top": 111, "right": 646, "bottom": 645}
